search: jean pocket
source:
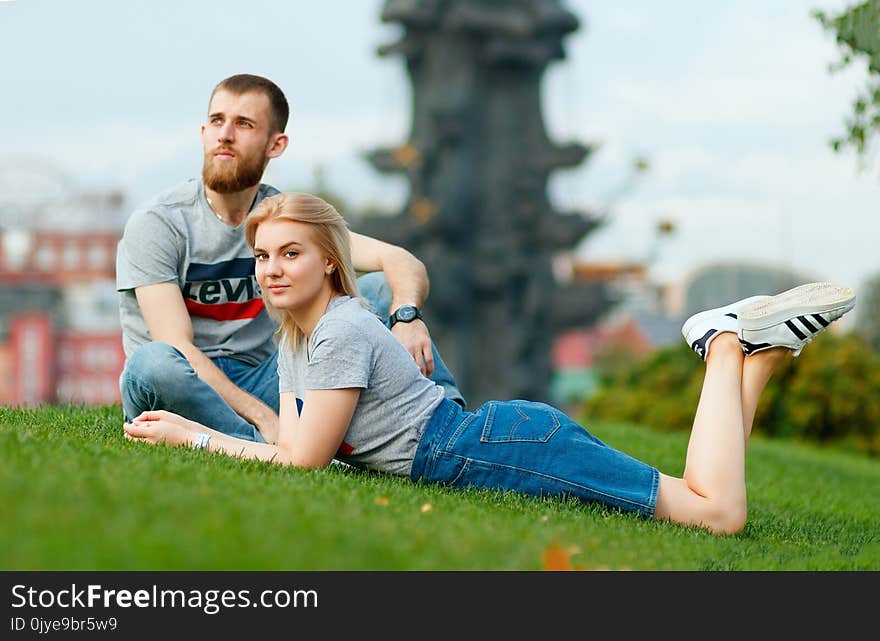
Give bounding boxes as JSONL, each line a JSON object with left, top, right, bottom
{"left": 480, "top": 400, "right": 561, "bottom": 443}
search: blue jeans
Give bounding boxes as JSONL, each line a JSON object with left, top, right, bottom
{"left": 410, "top": 398, "right": 660, "bottom": 517}
{"left": 120, "top": 272, "right": 465, "bottom": 441}
{"left": 120, "top": 342, "right": 276, "bottom": 442}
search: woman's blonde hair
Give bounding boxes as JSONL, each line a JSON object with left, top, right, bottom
{"left": 244, "top": 192, "right": 361, "bottom": 347}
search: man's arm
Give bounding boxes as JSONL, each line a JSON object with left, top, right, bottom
{"left": 348, "top": 231, "right": 435, "bottom": 375}
{"left": 349, "top": 231, "right": 429, "bottom": 306}
{"left": 134, "top": 282, "right": 279, "bottom": 443}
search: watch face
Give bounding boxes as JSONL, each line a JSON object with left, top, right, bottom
{"left": 397, "top": 306, "right": 417, "bottom": 321}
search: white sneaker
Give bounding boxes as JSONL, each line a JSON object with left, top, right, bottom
{"left": 682, "top": 295, "right": 770, "bottom": 360}
{"left": 737, "top": 282, "right": 856, "bottom": 357}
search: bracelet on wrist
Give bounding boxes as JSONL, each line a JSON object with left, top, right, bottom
{"left": 191, "top": 433, "right": 211, "bottom": 450}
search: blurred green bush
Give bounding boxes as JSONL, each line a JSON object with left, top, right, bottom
{"left": 580, "top": 332, "right": 880, "bottom": 457}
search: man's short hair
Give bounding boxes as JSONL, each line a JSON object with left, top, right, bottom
{"left": 210, "top": 74, "right": 289, "bottom": 134}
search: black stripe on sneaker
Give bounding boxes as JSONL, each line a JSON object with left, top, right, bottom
{"left": 812, "top": 314, "right": 829, "bottom": 327}
{"left": 691, "top": 329, "right": 717, "bottom": 360}
{"left": 740, "top": 339, "right": 772, "bottom": 355}
{"left": 797, "top": 315, "right": 819, "bottom": 334}
{"left": 785, "top": 320, "right": 807, "bottom": 340}
{"left": 724, "top": 313, "right": 737, "bottom": 319}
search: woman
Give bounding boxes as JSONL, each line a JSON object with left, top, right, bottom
{"left": 124, "top": 193, "right": 856, "bottom": 535}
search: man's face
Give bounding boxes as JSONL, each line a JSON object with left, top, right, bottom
{"left": 201, "top": 89, "right": 277, "bottom": 193}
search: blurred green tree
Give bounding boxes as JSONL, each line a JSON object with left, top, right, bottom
{"left": 816, "top": 2, "right": 880, "bottom": 354}
{"left": 815, "top": 0, "right": 880, "bottom": 162}
{"left": 582, "top": 332, "right": 880, "bottom": 457}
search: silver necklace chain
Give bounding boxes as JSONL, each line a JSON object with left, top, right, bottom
{"left": 205, "top": 196, "right": 226, "bottom": 223}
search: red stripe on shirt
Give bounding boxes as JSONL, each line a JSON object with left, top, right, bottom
{"left": 336, "top": 441, "right": 355, "bottom": 457}
{"left": 185, "top": 298, "right": 265, "bottom": 321}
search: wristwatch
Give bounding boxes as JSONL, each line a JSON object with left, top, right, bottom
{"left": 389, "top": 305, "right": 423, "bottom": 328}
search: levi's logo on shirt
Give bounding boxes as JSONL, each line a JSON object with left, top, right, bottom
{"left": 182, "top": 258, "right": 264, "bottom": 321}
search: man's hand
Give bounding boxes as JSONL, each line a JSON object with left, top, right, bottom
{"left": 391, "top": 319, "right": 435, "bottom": 376}
{"left": 252, "top": 411, "right": 280, "bottom": 445}
{"left": 348, "top": 232, "right": 434, "bottom": 377}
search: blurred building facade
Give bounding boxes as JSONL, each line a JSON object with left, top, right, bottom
{"left": 0, "top": 161, "right": 125, "bottom": 406}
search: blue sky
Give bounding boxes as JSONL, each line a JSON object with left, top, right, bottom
{"left": 1, "top": 0, "right": 877, "bottom": 294}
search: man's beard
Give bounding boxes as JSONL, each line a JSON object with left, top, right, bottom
{"left": 202, "top": 147, "right": 267, "bottom": 194}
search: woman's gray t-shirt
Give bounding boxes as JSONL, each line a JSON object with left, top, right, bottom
{"left": 277, "top": 296, "right": 445, "bottom": 476}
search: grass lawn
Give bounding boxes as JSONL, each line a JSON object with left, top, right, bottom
{"left": 1, "top": 404, "right": 878, "bottom": 571}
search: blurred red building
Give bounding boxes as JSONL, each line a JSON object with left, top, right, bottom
{"left": 0, "top": 229, "right": 123, "bottom": 406}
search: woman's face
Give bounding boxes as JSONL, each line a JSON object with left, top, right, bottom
{"left": 253, "top": 218, "right": 334, "bottom": 312}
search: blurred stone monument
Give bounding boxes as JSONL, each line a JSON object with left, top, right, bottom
{"left": 354, "top": 0, "right": 613, "bottom": 407}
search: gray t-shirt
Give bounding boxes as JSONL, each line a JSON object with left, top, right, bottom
{"left": 277, "top": 296, "right": 445, "bottom": 477}
{"left": 116, "top": 179, "right": 278, "bottom": 365}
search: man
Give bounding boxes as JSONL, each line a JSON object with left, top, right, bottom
{"left": 117, "top": 74, "right": 463, "bottom": 444}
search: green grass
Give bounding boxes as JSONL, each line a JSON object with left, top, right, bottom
{"left": 2, "top": 404, "right": 878, "bottom": 570}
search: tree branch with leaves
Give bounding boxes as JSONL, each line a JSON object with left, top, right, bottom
{"left": 815, "top": 0, "right": 880, "bottom": 162}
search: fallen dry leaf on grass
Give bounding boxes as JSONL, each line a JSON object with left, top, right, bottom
{"left": 542, "top": 544, "right": 572, "bottom": 570}
{"left": 542, "top": 544, "right": 586, "bottom": 571}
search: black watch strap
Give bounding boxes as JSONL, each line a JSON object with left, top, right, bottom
{"left": 389, "top": 305, "right": 423, "bottom": 328}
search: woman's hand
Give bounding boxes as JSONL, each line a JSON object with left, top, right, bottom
{"left": 123, "top": 410, "right": 203, "bottom": 448}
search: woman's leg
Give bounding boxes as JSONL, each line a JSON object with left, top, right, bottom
{"left": 659, "top": 282, "right": 855, "bottom": 533}
{"left": 655, "top": 334, "right": 789, "bottom": 534}
{"left": 740, "top": 347, "right": 789, "bottom": 443}
{"left": 654, "top": 333, "right": 748, "bottom": 534}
